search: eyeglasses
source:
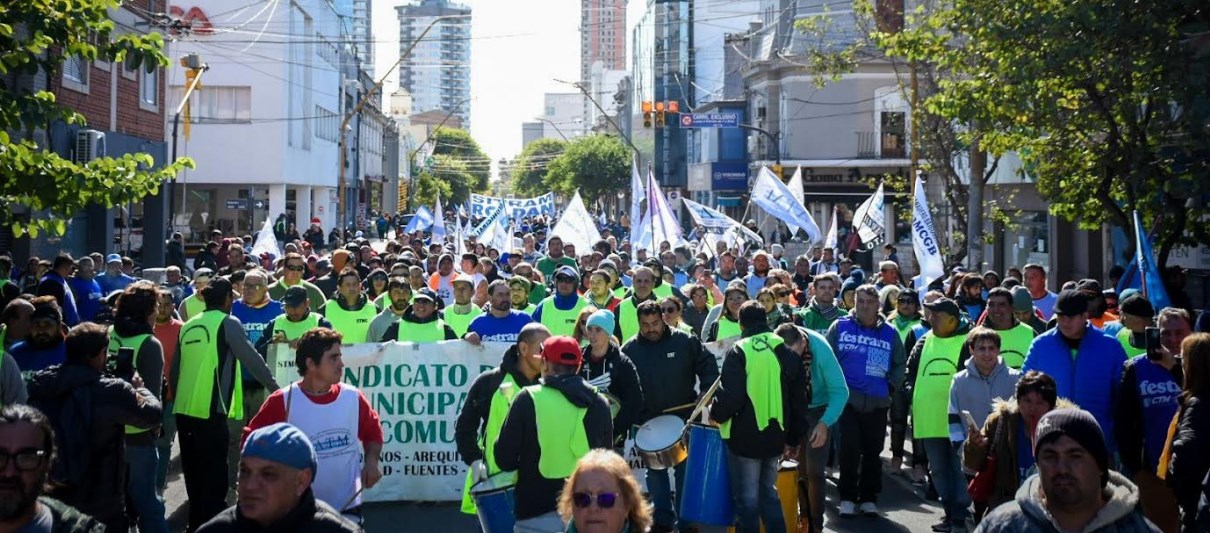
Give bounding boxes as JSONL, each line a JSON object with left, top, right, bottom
{"left": 286, "top": 265, "right": 306, "bottom": 271}
{"left": 661, "top": 307, "right": 678, "bottom": 314}
{"left": 897, "top": 298, "right": 916, "bottom": 304}
{"left": 0, "top": 448, "right": 47, "bottom": 472}
{"left": 572, "top": 491, "right": 618, "bottom": 509}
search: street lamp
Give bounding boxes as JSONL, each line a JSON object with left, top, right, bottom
{"left": 535, "top": 117, "right": 569, "bottom": 141}
{"left": 554, "top": 78, "right": 640, "bottom": 157}
{"left": 739, "top": 123, "right": 781, "bottom": 165}
{"left": 170, "top": 53, "right": 208, "bottom": 232}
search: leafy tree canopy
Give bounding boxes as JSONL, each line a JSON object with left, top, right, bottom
{"left": 430, "top": 128, "right": 491, "bottom": 193}
{"left": 544, "top": 134, "right": 629, "bottom": 206}
{"left": 510, "top": 138, "right": 566, "bottom": 198}
{"left": 0, "top": 0, "right": 195, "bottom": 238}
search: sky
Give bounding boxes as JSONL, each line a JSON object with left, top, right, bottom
{"left": 372, "top": 0, "right": 582, "bottom": 179}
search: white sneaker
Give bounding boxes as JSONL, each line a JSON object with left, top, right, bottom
{"left": 859, "top": 502, "right": 879, "bottom": 516}
{"left": 838, "top": 500, "right": 857, "bottom": 517}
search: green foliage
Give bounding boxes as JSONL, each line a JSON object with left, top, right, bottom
{"left": 543, "top": 135, "right": 629, "bottom": 205}
{"left": 412, "top": 171, "right": 452, "bottom": 210}
{"left": 0, "top": 0, "right": 194, "bottom": 237}
{"left": 427, "top": 153, "right": 476, "bottom": 205}
{"left": 510, "top": 138, "right": 566, "bottom": 198}
{"left": 430, "top": 128, "right": 491, "bottom": 192}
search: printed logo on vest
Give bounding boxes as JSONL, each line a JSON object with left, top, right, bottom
{"left": 311, "top": 428, "right": 355, "bottom": 457}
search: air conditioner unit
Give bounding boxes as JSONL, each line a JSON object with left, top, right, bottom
{"left": 74, "top": 129, "right": 106, "bottom": 163}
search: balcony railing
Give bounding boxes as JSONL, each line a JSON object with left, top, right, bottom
{"left": 856, "top": 131, "right": 907, "bottom": 159}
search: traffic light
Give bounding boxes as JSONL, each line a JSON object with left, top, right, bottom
{"left": 654, "top": 101, "right": 666, "bottom": 127}
{"left": 642, "top": 100, "right": 653, "bottom": 128}
{"left": 667, "top": 101, "right": 679, "bottom": 113}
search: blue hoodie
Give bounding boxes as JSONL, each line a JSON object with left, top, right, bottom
{"left": 1021, "top": 324, "right": 1127, "bottom": 453}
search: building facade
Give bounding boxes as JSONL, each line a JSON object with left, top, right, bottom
{"left": 581, "top": 0, "right": 626, "bottom": 129}
{"left": 397, "top": 0, "right": 472, "bottom": 130}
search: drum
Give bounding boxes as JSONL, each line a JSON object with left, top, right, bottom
{"left": 470, "top": 472, "right": 517, "bottom": 533}
{"left": 634, "top": 414, "right": 688, "bottom": 470}
{"left": 679, "top": 424, "right": 734, "bottom": 526}
{"left": 725, "top": 460, "right": 801, "bottom": 532}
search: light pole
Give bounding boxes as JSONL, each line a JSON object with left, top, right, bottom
{"left": 338, "top": 14, "right": 468, "bottom": 231}
{"left": 739, "top": 123, "right": 781, "bottom": 165}
{"left": 534, "top": 117, "right": 570, "bottom": 141}
{"left": 554, "top": 78, "right": 640, "bottom": 158}
{"left": 170, "top": 53, "right": 208, "bottom": 234}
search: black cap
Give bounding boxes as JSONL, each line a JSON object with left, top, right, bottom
{"left": 1034, "top": 408, "right": 1110, "bottom": 486}
{"left": 282, "top": 286, "right": 309, "bottom": 307}
{"left": 206, "top": 277, "right": 236, "bottom": 298}
{"left": 1117, "top": 294, "right": 1154, "bottom": 318}
{"left": 1054, "top": 289, "right": 1089, "bottom": 316}
{"left": 413, "top": 288, "right": 438, "bottom": 302}
{"left": 923, "top": 297, "right": 961, "bottom": 317}
{"left": 1075, "top": 279, "right": 1103, "bottom": 295}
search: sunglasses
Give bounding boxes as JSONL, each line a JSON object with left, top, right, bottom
{"left": 572, "top": 491, "right": 618, "bottom": 509}
{"left": 286, "top": 265, "right": 306, "bottom": 271}
{"left": 897, "top": 298, "right": 916, "bottom": 304}
{"left": 661, "top": 307, "right": 678, "bottom": 314}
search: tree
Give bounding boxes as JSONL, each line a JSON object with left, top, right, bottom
{"left": 544, "top": 135, "right": 629, "bottom": 206}
{"left": 510, "top": 138, "right": 566, "bottom": 197}
{"left": 870, "top": 0, "right": 1210, "bottom": 267}
{"left": 412, "top": 171, "right": 452, "bottom": 211}
{"left": 427, "top": 154, "right": 476, "bottom": 205}
{"left": 0, "top": 0, "right": 194, "bottom": 238}
{"left": 430, "top": 128, "right": 491, "bottom": 193}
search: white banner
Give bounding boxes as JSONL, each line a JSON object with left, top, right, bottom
{"left": 629, "top": 159, "right": 645, "bottom": 232}
{"left": 852, "top": 183, "right": 885, "bottom": 248}
{"left": 682, "top": 198, "right": 762, "bottom": 243}
{"left": 469, "top": 193, "right": 556, "bottom": 220}
{"left": 250, "top": 215, "right": 282, "bottom": 259}
{"left": 751, "top": 167, "right": 823, "bottom": 244}
{"left": 265, "top": 339, "right": 732, "bottom": 502}
{"left": 824, "top": 208, "right": 838, "bottom": 251}
{"left": 785, "top": 167, "right": 805, "bottom": 236}
{"left": 911, "top": 178, "right": 945, "bottom": 286}
{"left": 431, "top": 193, "right": 446, "bottom": 242}
{"left": 549, "top": 192, "right": 602, "bottom": 253}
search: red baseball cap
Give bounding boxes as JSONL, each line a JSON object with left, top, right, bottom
{"left": 541, "top": 336, "right": 583, "bottom": 367}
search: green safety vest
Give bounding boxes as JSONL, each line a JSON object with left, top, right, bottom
{"left": 179, "top": 293, "right": 205, "bottom": 322}
{"left": 1117, "top": 328, "right": 1147, "bottom": 358}
{"left": 271, "top": 313, "right": 321, "bottom": 342}
{"left": 617, "top": 298, "right": 642, "bottom": 341}
{"left": 613, "top": 286, "right": 629, "bottom": 300}
{"left": 528, "top": 384, "right": 591, "bottom": 479}
{"left": 911, "top": 331, "right": 968, "bottom": 439}
{"left": 715, "top": 316, "right": 742, "bottom": 342}
{"left": 323, "top": 300, "right": 379, "bottom": 343}
{"left": 516, "top": 303, "right": 537, "bottom": 315}
{"left": 175, "top": 310, "right": 244, "bottom": 420}
{"left": 0, "top": 324, "right": 7, "bottom": 352}
{"left": 538, "top": 295, "right": 588, "bottom": 337}
{"left": 396, "top": 318, "right": 450, "bottom": 343}
{"left": 108, "top": 331, "right": 153, "bottom": 435}
{"left": 720, "top": 332, "right": 785, "bottom": 439}
{"left": 892, "top": 316, "right": 922, "bottom": 345}
{"left": 445, "top": 306, "right": 483, "bottom": 338}
{"left": 460, "top": 374, "right": 520, "bottom": 514}
{"left": 653, "top": 283, "right": 672, "bottom": 299}
{"left": 997, "top": 322, "right": 1036, "bottom": 369}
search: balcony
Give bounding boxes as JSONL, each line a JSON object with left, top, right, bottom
{"left": 856, "top": 131, "right": 907, "bottom": 159}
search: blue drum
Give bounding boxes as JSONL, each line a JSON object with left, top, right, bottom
{"left": 679, "top": 423, "right": 735, "bottom": 526}
{"left": 470, "top": 472, "right": 517, "bottom": 533}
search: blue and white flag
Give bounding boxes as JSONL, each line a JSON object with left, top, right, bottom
{"left": 629, "top": 158, "right": 645, "bottom": 237}
{"left": 405, "top": 206, "right": 433, "bottom": 234}
{"left": 785, "top": 166, "right": 805, "bottom": 236}
{"left": 751, "top": 167, "right": 823, "bottom": 244}
{"left": 681, "top": 198, "right": 762, "bottom": 243}
{"left": 1116, "top": 211, "right": 1172, "bottom": 310}
{"left": 470, "top": 200, "right": 506, "bottom": 239}
{"left": 853, "top": 182, "right": 885, "bottom": 248}
{"left": 431, "top": 193, "right": 446, "bottom": 242}
{"left": 911, "top": 177, "right": 945, "bottom": 287}
{"left": 644, "top": 171, "right": 685, "bottom": 251}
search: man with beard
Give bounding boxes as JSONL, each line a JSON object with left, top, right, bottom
{"left": 465, "top": 280, "right": 534, "bottom": 344}
{"left": 268, "top": 253, "right": 327, "bottom": 308}
{"left": 9, "top": 297, "right": 70, "bottom": 381}
{"left": 318, "top": 269, "right": 380, "bottom": 344}
{"left": 796, "top": 273, "right": 848, "bottom": 336}
{"left": 366, "top": 279, "right": 411, "bottom": 344}
{"left": 0, "top": 404, "right": 107, "bottom": 532}
{"left": 381, "top": 288, "right": 457, "bottom": 342}
{"left": 455, "top": 323, "right": 549, "bottom": 516}
{"left": 715, "top": 251, "right": 740, "bottom": 287}
{"left": 981, "top": 287, "right": 1036, "bottom": 369}
{"left": 508, "top": 276, "right": 538, "bottom": 315}
{"left": 97, "top": 254, "right": 136, "bottom": 296}
{"left": 66, "top": 257, "right": 104, "bottom": 324}
{"left": 36, "top": 255, "right": 80, "bottom": 328}
{"left": 218, "top": 247, "right": 250, "bottom": 277}
{"left": 584, "top": 269, "right": 621, "bottom": 313}
{"left": 791, "top": 255, "right": 814, "bottom": 301}
{"left": 743, "top": 252, "right": 773, "bottom": 300}
{"left": 978, "top": 409, "right": 1157, "bottom": 532}
{"left": 27, "top": 322, "right": 162, "bottom": 530}
{"left": 536, "top": 236, "right": 576, "bottom": 280}
{"left": 1115, "top": 306, "right": 1188, "bottom": 533}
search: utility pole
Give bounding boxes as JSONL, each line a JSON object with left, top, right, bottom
{"left": 967, "top": 122, "right": 986, "bottom": 270}
{"left": 555, "top": 78, "right": 639, "bottom": 157}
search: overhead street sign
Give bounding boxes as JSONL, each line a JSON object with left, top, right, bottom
{"left": 679, "top": 113, "right": 740, "bottom": 128}
{"left": 225, "top": 199, "right": 249, "bottom": 210}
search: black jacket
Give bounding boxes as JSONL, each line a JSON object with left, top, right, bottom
{"left": 197, "top": 488, "right": 362, "bottom": 533}
{"left": 303, "top": 228, "right": 326, "bottom": 251}
{"left": 494, "top": 374, "right": 613, "bottom": 520}
{"left": 27, "top": 364, "right": 161, "bottom": 529}
{"left": 621, "top": 326, "right": 720, "bottom": 421}
{"left": 194, "top": 250, "right": 218, "bottom": 274}
{"left": 166, "top": 240, "right": 188, "bottom": 271}
{"left": 37, "top": 496, "right": 106, "bottom": 533}
{"left": 710, "top": 327, "right": 809, "bottom": 458}
{"left": 454, "top": 345, "right": 542, "bottom": 465}
{"left": 579, "top": 342, "right": 644, "bottom": 446}
{"left": 1168, "top": 394, "right": 1210, "bottom": 529}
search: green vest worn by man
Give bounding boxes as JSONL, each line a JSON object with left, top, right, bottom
{"left": 396, "top": 318, "right": 451, "bottom": 343}
{"left": 892, "top": 315, "right": 922, "bottom": 345}
{"left": 175, "top": 310, "right": 245, "bottom": 420}
{"left": 720, "top": 332, "right": 785, "bottom": 440}
{"left": 527, "top": 384, "right": 592, "bottom": 479}
{"left": 460, "top": 375, "right": 520, "bottom": 514}
{"left": 538, "top": 295, "right": 589, "bottom": 338}
{"left": 517, "top": 303, "right": 537, "bottom": 315}
{"left": 271, "top": 313, "right": 321, "bottom": 342}
{"left": 797, "top": 306, "right": 849, "bottom": 336}
{"left": 911, "top": 331, "right": 968, "bottom": 439}
{"left": 996, "top": 322, "right": 1037, "bottom": 368}
{"left": 179, "top": 293, "right": 205, "bottom": 322}
{"left": 615, "top": 297, "right": 650, "bottom": 342}
{"left": 445, "top": 306, "right": 484, "bottom": 338}
{"left": 109, "top": 331, "right": 153, "bottom": 435}
{"left": 1117, "top": 328, "right": 1147, "bottom": 358}
{"left": 323, "top": 299, "right": 379, "bottom": 343}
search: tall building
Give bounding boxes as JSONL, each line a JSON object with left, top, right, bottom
{"left": 396, "top": 0, "right": 472, "bottom": 129}
{"left": 331, "top": 0, "right": 373, "bottom": 72}
{"left": 581, "top": 0, "right": 626, "bottom": 129}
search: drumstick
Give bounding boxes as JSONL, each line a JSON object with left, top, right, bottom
{"left": 662, "top": 402, "right": 697, "bottom": 414}
{"left": 686, "top": 378, "right": 722, "bottom": 425}
{"left": 340, "top": 487, "right": 365, "bottom": 513}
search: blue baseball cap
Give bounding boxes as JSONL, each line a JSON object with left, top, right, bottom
{"left": 242, "top": 423, "right": 317, "bottom": 474}
{"left": 105, "top": 253, "right": 122, "bottom": 264}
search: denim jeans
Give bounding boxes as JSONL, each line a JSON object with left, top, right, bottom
{"left": 156, "top": 400, "right": 177, "bottom": 491}
{"left": 126, "top": 444, "right": 169, "bottom": 533}
{"left": 921, "top": 438, "right": 971, "bottom": 523}
{"left": 645, "top": 462, "right": 687, "bottom": 529}
{"left": 727, "top": 451, "right": 785, "bottom": 533}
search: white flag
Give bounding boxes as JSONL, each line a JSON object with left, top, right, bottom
{"left": 681, "top": 198, "right": 763, "bottom": 243}
{"left": 454, "top": 216, "right": 466, "bottom": 259}
{"left": 751, "top": 167, "right": 823, "bottom": 244}
{"left": 431, "top": 193, "right": 446, "bottom": 242}
{"left": 785, "top": 167, "right": 805, "bottom": 235}
{"left": 550, "top": 192, "right": 602, "bottom": 253}
{"left": 629, "top": 157, "right": 645, "bottom": 240}
{"left": 404, "top": 206, "right": 433, "bottom": 234}
{"left": 911, "top": 177, "right": 945, "bottom": 287}
{"left": 643, "top": 172, "right": 684, "bottom": 251}
{"left": 491, "top": 212, "right": 511, "bottom": 252}
{"left": 853, "top": 182, "right": 885, "bottom": 248}
{"left": 250, "top": 215, "right": 282, "bottom": 260}
{"left": 824, "top": 207, "right": 838, "bottom": 250}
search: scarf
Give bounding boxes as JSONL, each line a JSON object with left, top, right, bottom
{"left": 809, "top": 297, "right": 842, "bottom": 323}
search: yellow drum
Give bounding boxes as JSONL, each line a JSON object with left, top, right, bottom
{"left": 728, "top": 460, "right": 799, "bottom": 532}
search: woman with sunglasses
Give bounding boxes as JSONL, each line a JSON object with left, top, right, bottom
{"left": 558, "top": 449, "right": 653, "bottom": 533}
{"left": 659, "top": 297, "right": 694, "bottom": 335}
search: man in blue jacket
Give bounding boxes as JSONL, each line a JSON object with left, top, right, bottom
{"left": 1021, "top": 290, "right": 1127, "bottom": 455}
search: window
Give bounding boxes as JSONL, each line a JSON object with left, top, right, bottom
{"left": 62, "top": 56, "right": 89, "bottom": 92}
{"left": 140, "top": 68, "right": 158, "bottom": 109}
{"left": 880, "top": 111, "right": 906, "bottom": 158}
{"left": 170, "top": 85, "right": 252, "bottom": 123}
